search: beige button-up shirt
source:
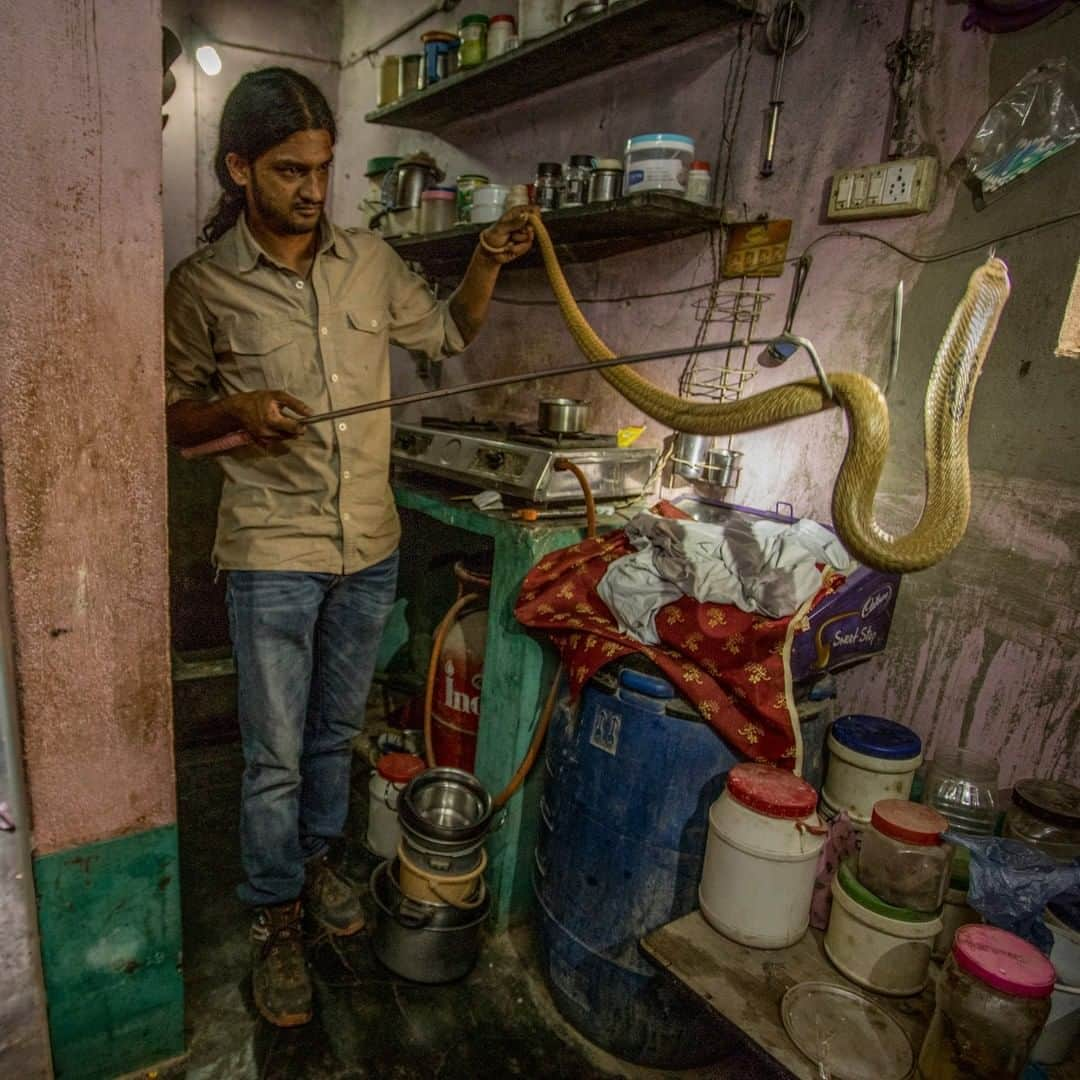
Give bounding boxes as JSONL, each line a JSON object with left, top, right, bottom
{"left": 165, "top": 214, "right": 465, "bottom": 573}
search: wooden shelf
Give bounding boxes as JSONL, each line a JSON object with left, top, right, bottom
{"left": 364, "top": 0, "right": 751, "bottom": 133}
{"left": 384, "top": 192, "right": 724, "bottom": 278}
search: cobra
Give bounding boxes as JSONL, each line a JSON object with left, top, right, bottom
{"left": 525, "top": 209, "right": 1011, "bottom": 575}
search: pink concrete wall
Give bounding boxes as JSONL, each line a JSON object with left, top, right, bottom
{"left": 334, "top": 1, "right": 1080, "bottom": 786}
{"left": 0, "top": 1, "right": 175, "bottom": 853}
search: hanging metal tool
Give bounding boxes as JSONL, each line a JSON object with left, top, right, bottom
{"left": 765, "top": 253, "right": 813, "bottom": 363}
{"left": 761, "top": 0, "right": 811, "bottom": 177}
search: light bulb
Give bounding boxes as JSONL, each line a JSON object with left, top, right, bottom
{"left": 195, "top": 44, "right": 222, "bottom": 76}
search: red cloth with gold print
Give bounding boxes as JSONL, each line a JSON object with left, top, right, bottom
{"left": 513, "top": 503, "right": 841, "bottom": 767}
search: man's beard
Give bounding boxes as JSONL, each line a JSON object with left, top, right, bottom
{"left": 251, "top": 177, "right": 321, "bottom": 235}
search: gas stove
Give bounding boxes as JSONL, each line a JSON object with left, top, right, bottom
{"left": 391, "top": 418, "right": 658, "bottom": 504}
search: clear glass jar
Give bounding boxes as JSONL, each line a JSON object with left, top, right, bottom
{"left": 458, "top": 13, "right": 489, "bottom": 68}
{"left": 534, "top": 162, "right": 563, "bottom": 212}
{"left": 561, "top": 155, "right": 594, "bottom": 208}
{"left": 858, "top": 800, "right": 952, "bottom": 913}
{"left": 1003, "top": 778, "right": 1080, "bottom": 862}
{"left": 917, "top": 926, "right": 1054, "bottom": 1079}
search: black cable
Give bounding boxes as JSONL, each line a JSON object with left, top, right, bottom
{"left": 484, "top": 205, "right": 1080, "bottom": 307}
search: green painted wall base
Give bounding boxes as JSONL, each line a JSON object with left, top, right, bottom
{"left": 33, "top": 825, "right": 184, "bottom": 1079}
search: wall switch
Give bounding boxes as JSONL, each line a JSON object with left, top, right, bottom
{"left": 827, "top": 156, "right": 938, "bottom": 220}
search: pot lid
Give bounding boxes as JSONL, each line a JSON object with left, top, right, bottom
{"left": 830, "top": 715, "right": 922, "bottom": 760}
{"left": 871, "top": 799, "right": 948, "bottom": 846}
{"left": 726, "top": 763, "right": 817, "bottom": 819}
{"left": 1012, "top": 777, "right": 1080, "bottom": 827}
{"left": 835, "top": 860, "right": 939, "bottom": 923}
{"left": 377, "top": 752, "right": 426, "bottom": 784}
{"left": 952, "top": 925, "right": 1056, "bottom": 999}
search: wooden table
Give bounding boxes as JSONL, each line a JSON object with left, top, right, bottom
{"left": 642, "top": 914, "right": 935, "bottom": 1079}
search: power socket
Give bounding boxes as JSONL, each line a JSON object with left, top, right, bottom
{"left": 827, "top": 156, "right": 938, "bottom": 221}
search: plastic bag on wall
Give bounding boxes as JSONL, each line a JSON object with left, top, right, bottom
{"left": 949, "top": 833, "right": 1080, "bottom": 953}
{"left": 957, "top": 58, "right": 1080, "bottom": 204}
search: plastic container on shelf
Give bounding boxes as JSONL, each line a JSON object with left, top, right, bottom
{"left": 470, "top": 184, "right": 510, "bottom": 223}
{"left": 455, "top": 173, "right": 490, "bottom": 223}
{"left": 421, "top": 30, "right": 458, "bottom": 87}
{"left": 518, "top": 0, "right": 563, "bottom": 41}
{"left": 561, "top": 155, "right": 595, "bottom": 207}
{"left": 1003, "top": 777, "right": 1080, "bottom": 862}
{"left": 376, "top": 55, "right": 401, "bottom": 108}
{"left": 931, "top": 878, "right": 981, "bottom": 961}
{"left": 1032, "top": 901, "right": 1080, "bottom": 1065}
{"left": 821, "top": 715, "right": 923, "bottom": 824}
{"left": 699, "top": 763, "right": 825, "bottom": 949}
{"left": 367, "top": 752, "right": 427, "bottom": 859}
{"left": 487, "top": 13, "right": 517, "bottom": 57}
{"left": 419, "top": 189, "right": 457, "bottom": 234}
{"left": 623, "top": 133, "right": 695, "bottom": 195}
{"left": 398, "top": 54, "right": 422, "bottom": 96}
{"left": 824, "top": 860, "right": 942, "bottom": 996}
{"left": 685, "top": 160, "right": 711, "bottom": 204}
{"left": 858, "top": 799, "right": 953, "bottom": 913}
{"left": 534, "top": 162, "right": 563, "bottom": 211}
{"left": 924, "top": 746, "right": 999, "bottom": 835}
{"left": 917, "top": 924, "right": 1056, "bottom": 1079}
{"left": 458, "top": 13, "right": 490, "bottom": 68}
{"left": 587, "top": 158, "right": 624, "bottom": 203}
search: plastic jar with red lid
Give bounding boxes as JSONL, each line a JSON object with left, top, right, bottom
{"left": 917, "top": 924, "right": 1055, "bottom": 1079}
{"left": 857, "top": 798, "right": 953, "bottom": 912}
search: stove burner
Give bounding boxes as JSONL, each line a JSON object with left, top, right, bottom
{"left": 420, "top": 415, "right": 502, "bottom": 434}
{"left": 506, "top": 425, "right": 618, "bottom": 450}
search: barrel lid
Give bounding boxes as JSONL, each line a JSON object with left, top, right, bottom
{"left": 594, "top": 158, "right": 623, "bottom": 171}
{"left": 421, "top": 189, "right": 455, "bottom": 200}
{"left": 1012, "top": 778, "right": 1080, "bottom": 828}
{"left": 460, "top": 12, "right": 490, "bottom": 25}
{"left": 831, "top": 715, "right": 922, "bottom": 760}
{"left": 421, "top": 29, "right": 459, "bottom": 43}
{"left": 569, "top": 154, "right": 596, "bottom": 167}
{"left": 871, "top": 800, "right": 947, "bottom": 846}
{"left": 365, "top": 155, "right": 401, "bottom": 177}
{"left": 626, "top": 133, "right": 696, "bottom": 147}
{"left": 491, "top": 13, "right": 516, "bottom": 25}
{"left": 836, "top": 860, "right": 939, "bottom": 923}
{"left": 726, "top": 763, "right": 817, "bottom": 819}
{"left": 952, "top": 925, "right": 1056, "bottom": 999}
{"left": 689, "top": 160, "right": 711, "bottom": 171}
{"left": 377, "top": 752, "right": 426, "bottom": 784}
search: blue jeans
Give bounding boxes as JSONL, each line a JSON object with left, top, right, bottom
{"left": 226, "top": 552, "right": 399, "bottom": 907}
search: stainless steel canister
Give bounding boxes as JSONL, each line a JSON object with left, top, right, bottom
{"left": 588, "top": 160, "right": 624, "bottom": 203}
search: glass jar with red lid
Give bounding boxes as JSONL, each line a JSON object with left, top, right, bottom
{"left": 857, "top": 798, "right": 953, "bottom": 912}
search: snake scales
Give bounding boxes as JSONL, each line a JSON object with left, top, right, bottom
{"left": 525, "top": 210, "right": 1011, "bottom": 574}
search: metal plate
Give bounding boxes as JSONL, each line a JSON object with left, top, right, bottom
{"left": 781, "top": 981, "right": 913, "bottom": 1080}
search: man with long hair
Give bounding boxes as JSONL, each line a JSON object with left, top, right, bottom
{"left": 164, "top": 67, "right": 534, "bottom": 1027}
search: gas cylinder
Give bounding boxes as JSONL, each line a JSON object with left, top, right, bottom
{"left": 429, "top": 559, "right": 491, "bottom": 771}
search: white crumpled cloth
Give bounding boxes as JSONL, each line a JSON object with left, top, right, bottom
{"left": 596, "top": 511, "right": 855, "bottom": 644}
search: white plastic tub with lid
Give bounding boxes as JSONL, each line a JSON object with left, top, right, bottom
{"left": 824, "top": 861, "right": 942, "bottom": 996}
{"left": 367, "top": 752, "right": 426, "bottom": 859}
{"left": 1032, "top": 905, "right": 1080, "bottom": 1065}
{"left": 699, "top": 763, "right": 825, "bottom": 949}
{"left": 822, "top": 714, "right": 922, "bottom": 824}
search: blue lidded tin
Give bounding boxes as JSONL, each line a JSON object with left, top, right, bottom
{"left": 823, "top": 714, "right": 923, "bottom": 824}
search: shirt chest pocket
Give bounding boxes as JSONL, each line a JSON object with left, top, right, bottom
{"left": 340, "top": 309, "right": 389, "bottom": 396}
{"left": 213, "top": 318, "right": 302, "bottom": 393}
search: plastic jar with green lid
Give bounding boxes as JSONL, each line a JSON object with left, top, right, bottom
{"left": 917, "top": 924, "right": 1055, "bottom": 1079}
{"left": 458, "top": 14, "right": 489, "bottom": 68}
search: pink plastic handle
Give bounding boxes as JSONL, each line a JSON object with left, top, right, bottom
{"left": 179, "top": 430, "right": 255, "bottom": 459}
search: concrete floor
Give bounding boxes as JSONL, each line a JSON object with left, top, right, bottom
{"left": 168, "top": 717, "right": 780, "bottom": 1080}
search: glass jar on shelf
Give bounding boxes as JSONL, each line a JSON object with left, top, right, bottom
{"left": 534, "top": 162, "right": 563, "bottom": 212}
{"left": 1003, "top": 777, "right": 1080, "bottom": 862}
{"left": 458, "top": 13, "right": 490, "bottom": 68}
{"left": 857, "top": 799, "right": 953, "bottom": 913}
{"left": 923, "top": 746, "right": 998, "bottom": 884}
{"left": 561, "top": 155, "right": 595, "bottom": 208}
{"left": 917, "top": 924, "right": 1055, "bottom": 1079}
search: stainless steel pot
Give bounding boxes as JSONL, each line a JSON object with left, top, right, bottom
{"left": 400, "top": 830, "right": 486, "bottom": 875}
{"left": 538, "top": 398, "right": 590, "bottom": 434}
{"left": 673, "top": 432, "right": 713, "bottom": 481}
{"left": 371, "top": 860, "right": 490, "bottom": 984}
{"left": 398, "top": 767, "right": 493, "bottom": 847}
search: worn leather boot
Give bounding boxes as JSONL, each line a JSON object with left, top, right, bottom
{"left": 303, "top": 854, "right": 365, "bottom": 935}
{"left": 250, "top": 900, "right": 312, "bottom": 1027}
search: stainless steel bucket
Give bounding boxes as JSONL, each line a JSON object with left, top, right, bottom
{"left": 370, "top": 860, "right": 490, "bottom": 984}
{"left": 398, "top": 767, "right": 493, "bottom": 847}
